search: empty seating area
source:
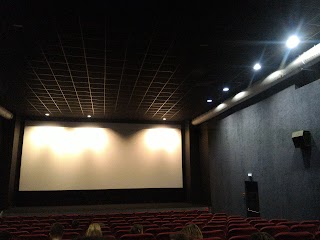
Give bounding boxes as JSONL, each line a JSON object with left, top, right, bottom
{"left": 1, "top": 210, "right": 320, "bottom": 240}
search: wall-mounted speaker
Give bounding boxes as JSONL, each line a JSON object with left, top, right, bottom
{"left": 292, "top": 130, "right": 311, "bottom": 148}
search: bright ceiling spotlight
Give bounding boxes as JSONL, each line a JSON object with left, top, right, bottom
{"left": 45, "top": 113, "right": 50, "bottom": 116}
{"left": 207, "top": 99, "right": 213, "bottom": 103}
{"left": 87, "top": 115, "right": 91, "bottom": 118}
{"left": 253, "top": 63, "right": 261, "bottom": 71}
{"left": 163, "top": 118, "right": 166, "bottom": 121}
{"left": 286, "top": 35, "right": 300, "bottom": 49}
{"left": 223, "top": 87, "right": 229, "bottom": 92}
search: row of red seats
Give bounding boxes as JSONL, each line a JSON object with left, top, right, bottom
{"left": 8, "top": 230, "right": 320, "bottom": 240}
{"left": 1, "top": 211, "right": 319, "bottom": 240}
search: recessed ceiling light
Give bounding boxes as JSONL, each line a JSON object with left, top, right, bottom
{"left": 45, "top": 113, "right": 49, "bottom": 116}
{"left": 207, "top": 99, "right": 213, "bottom": 103}
{"left": 253, "top": 63, "right": 261, "bottom": 71}
{"left": 286, "top": 35, "right": 300, "bottom": 49}
{"left": 87, "top": 115, "right": 91, "bottom": 118}
{"left": 223, "top": 87, "right": 229, "bottom": 92}
{"left": 163, "top": 118, "right": 166, "bottom": 121}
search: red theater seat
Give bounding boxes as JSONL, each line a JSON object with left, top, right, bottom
{"left": 246, "top": 217, "right": 261, "bottom": 222}
{"left": 269, "top": 219, "right": 288, "bottom": 224}
{"left": 249, "top": 220, "right": 269, "bottom": 226}
{"left": 202, "top": 238, "right": 223, "bottom": 240}
{"left": 260, "top": 225, "right": 289, "bottom": 237}
{"left": 202, "top": 230, "right": 225, "bottom": 239}
{"left": 228, "top": 235, "right": 251, "bottom": 240}
{"left": 11, "top": 231, "right": 30, "bottom": 237}
{"left": 290, "top": 224, "right": 318, "bottom": 234}
{"left": 162, "top": 223, "right": 183, "bottom": 231}
{"left": 143, "top": 225, "right": 160, "bottom": 231}
{"left": 315, "top": 231, "right": 320, "bottom": 240}
{"left": 208, "top": 221, "right": 227, "bottom": 226}
{"left": 202, "top": 225, "right": 226, "bottom": 232}
{"left": 0, "top": 228, "right": 18, "bottom": 233}
{"left": 120, "top": 233, "right": 156, "bottom": 240}
{"left": 276, "top": 221, "right": 299, "bottom": 228}
{"left": 17, "top": 234, "right": 48, "bottom": 240}
{"left": 115, "top": 230, "right": 131, "bottom": 239}
{"left": 228, "top": 224, "right": 252, "bottom": 231}
{"left": 227, "top": 228, "right": 258, "bottom": 238}
{"left": 227, "top": 221, "right": 247, "bottom": 226}
{"left": 145, "top": 227, "right": 171, "bottom": 236}
{"left": 104, "top": 235, "right": 117, "bottom": 240}
{"left": 63, "top": 232, "right": 80, "bottom": 239}
{"left": 300, "top": 220, "right": 320, "bottom": 227}
{"left": 254, "top": 223, "right": 275, "bottom": 230}
{"left": 274, "top": 231, "right": 314, "bottom": 240}
{"left": 156, "top": 232, "right": 176, "bottom": 240}
{"left": 113, "top": 226, "right": 131, "bottom": 232}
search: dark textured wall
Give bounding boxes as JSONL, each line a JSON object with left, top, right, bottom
{"left": 0, "top": 118, "right": 15, "bottom": 209}
{"left": 208, "top": 79, "right": 320, "bottom": 220}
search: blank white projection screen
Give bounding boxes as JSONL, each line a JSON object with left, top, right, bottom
{"left": 19, "top": 123, "right": 183, "bottom": 191}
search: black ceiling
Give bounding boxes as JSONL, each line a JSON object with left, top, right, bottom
{"left": 0, "top": 0, "right": 320, "bottom": 122}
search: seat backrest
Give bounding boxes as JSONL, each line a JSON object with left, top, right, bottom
{"left": 0, "top": 228, "right": 18, "bottom": 233}
{"left": 63, "top": 232, "right": 80, "bottom": 239}
{"left": 162, "top": 223, "right": 182, "bottom": 231}
{"left": 300, "top": 220, "right": 320, "bottom": 227}
{"left": 228, "top": 235, "right": 251, "bottom": 240}
{"left": 18, "top": 234, "right": 48, "bottom": 240}
{"left": 228, "top": 224, "right": 252, "bottom": 231}
{"left": 269, "top": 219, "right": 288, "bottom": 224}
{"left": 120, "top": 233, "right": 156, "bottom": 240}
{"left": 314, "top": 231, "right": 320, "bottom": 240}
{"left": 201, "top": 230, "right": 225, "bottom": 239}
{"left": 110, "top": 222, "right": 130, "bottom": 228}
{"left": 207, "top": 221, "right": 227, "bottom": 226}
{"left": 19, "top": 227, "right": 41, "bottom": 233}
{"left": 246, "top": 217, "right": 261, "bottom": 221}
{"left": 202, "top": 225, "right": 226, "bottom": 232}
{"left": 155, "top": 232, "right": 176, "bottom": 240}
{"left": 190, "top": 221, "right": 206, "bottom": 229}
{"left": 249, "top": 220, "right": 269, "bottom": 226}
{"left": 144, "top": 225, "right": 160, "bottom": 231}
{"left": 115, "top": 229, "right": 131, "bottom": 239}
{"left": 104, "top": 235, "right": 117, "bottom": 240}
{"left": 290, "top": 224, "right": 318, "bottom": 234}
{"left": 202, "top": 238, "right": 223, "bottom": 240}
{"left": 113, "top": 225, "right": 131, "bottom": 232}
{"left": 145, "top": 227, "right": 171, "bottom": 235}
{"left": 274, "top": 231, "right": 314, "bottom": 240}
{"left": 11, "top": 231, "right": 30, "bottom": 237}
{"left": 276, "top": 221, "right": 299, "bottom": 228}
{"left": 260, "top": 225, "right": 289, "bottom": 237}
{"left": 227, "top": 221, "right": 247, "bottom": 226}
{"left": 228, "top": 227, "right": 258, "bottom": 238}
{"left": 214, "top": 213, "right": 227, "bottom": 217}
{"left": 254, "top": 223, "right": 275, "bottom": 230}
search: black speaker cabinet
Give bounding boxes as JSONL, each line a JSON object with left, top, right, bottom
{"left": 292, "top": 130, "right": 311, "bottom": 148}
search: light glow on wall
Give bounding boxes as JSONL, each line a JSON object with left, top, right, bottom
{"left": 216, "top": 103, "right": 227, "bottom": 111}
{"left": 29, "top": 126, "right": 108, "bottom": 154}
{"left": 145, "top": 128, "right": 181, "bottom": 153}
{"left": 232, "top": 91, "right": 248, "bottom": 102}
